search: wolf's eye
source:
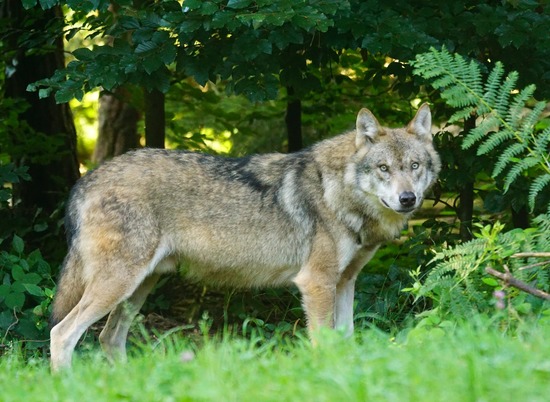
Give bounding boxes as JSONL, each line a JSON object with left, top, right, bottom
{"left": 379, "top": 164, "right": 388, "bottom": 172}
{"left": 411, "top": 162, "right": 419, "bottom": 170}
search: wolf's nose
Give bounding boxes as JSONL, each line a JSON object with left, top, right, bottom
{"left": 399, "top": 192, "right": 416, "bottom": 207}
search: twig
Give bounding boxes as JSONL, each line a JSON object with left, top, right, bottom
{"left": 485, "top": 266, "right": 550, "bottom": 301}
{"left": 519, "top": 260, "right": 550, "bottom": 271}
{"left": 1, "top": 309, "right": 19, "bottom": 346}
{"left": 512, "top": 252, "right": 550, "bottom": 258}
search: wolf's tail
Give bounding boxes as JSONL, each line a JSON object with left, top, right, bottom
{"left": 50, "top": 248, "right": 85, "bottom": 328}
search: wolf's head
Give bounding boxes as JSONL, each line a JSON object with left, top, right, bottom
{"left": 351, "top": 104, "right": 441, "bottom": 216}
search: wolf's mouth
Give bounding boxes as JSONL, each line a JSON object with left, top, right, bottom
{"left": 380, "top": 198, "right": 416, "bottom": 214}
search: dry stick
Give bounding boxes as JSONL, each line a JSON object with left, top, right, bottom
{"left": 518, "top": 260, "right": 550, "bottom": 271}
{"left": 512, "top": 252, "right": 550, "bottom": 258}
{"left": 511, "top": 252, "right": 550, "bottom": 271}
{"left": 485, "top": 266, "right": 550, "bottom": 301}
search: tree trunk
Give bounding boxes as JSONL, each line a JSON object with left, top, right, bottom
{"left": 144, "top": 89, "right": 165, "bottom": 148}
{"left": 511, "top": 205, "right": 529, "bottom": 229}
{"left": 285, "top": 86, "right": 302, "bottom": 152}
{"left": 2, "top": 2, "right": 79, "bottom": 213}
{"left": 457, "top": 115, "right": 476, "bottom": 241}
{"left": 93, "top": 89, "right": 140, "bottom": 164}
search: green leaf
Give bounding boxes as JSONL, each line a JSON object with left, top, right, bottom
{"left": 183, "top": 0, "right": 202, "bottom": 10}
{"left": 23, "top": 284, "right": 44, "bottom": 297}
{"left": 12, "top": 235, "right": 24, "bottom": 254}
{"left": 135, "top": 40, "right": 157, "bottom": 54}
{"left": 227, "top": 0, "right": 252, "bottom": 9}
{"left": 160, "top": 44, "right": 177, "bottom": 65}
{"left": 23, "top": 273, "right": 42, "bottom": 285}
{"left": 72, "top": 48, "right": 95, "bottom": 61}
{"left": 5, "top": 292, "right": 25, "bottom": 309}
{"left": 33, "top": 304, "right": 44, "bottom": 316}
{"left": 21, "top": 0, "right": 37, "bottom": 9}
{"left": 0, "top": 189, "right": 11, "bottom": 202}
{"left": 200, "top": 1, "right": 218, "bottom": 15}
{"left": 482, "top": 277, "right": 499, "bottom": 287}
{"left": 55, "top": 81, "right": 84, "bottom": 103}
{"left": 12, "top": 266, "right": 26, "bottom": 281}
{"left": 0, "top": 311, "right": 14, "bottom": 329}
{"left": 11, "top": 282, "right": 25, "bottom": 293}
{"left": 38, "top": 88, "right": 52, "bottom": 99}
{"left": 0, "top": 284, "right": 10, "bottom": 298}
{"left": 142, "top": 54, "right": 163, "bottom": 74}
{"left": 38, "top": 0, "right": 58, "bottom": 9}
{"left": 178, "top": 20, "right": 202, "bottom": 33}
{"left": 33, "top": 222, "right": 48, "bottom": 232}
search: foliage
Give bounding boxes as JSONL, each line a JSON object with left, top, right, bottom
{"left": 0, "top": 123, "right": 59, "bottom": 354}
{"left": 408, "top": 47, "right": 550, "bottom": 326}
{"left": 0, "top": 234, "right": 54, "bottom": 353}
{"left": 412, "top": 47, "right": 550, "bottom": 212}
{"left": 29, "top": 0, "right": 354, "bottom": 102}
{"left": 26, "top": 0, "right": 550, "bottom": 104}
{"left": 405, "top": 222, "right": 550, "bottom": 325}
{"left": 0, "top": 163, "right": 30, "bottom": 211}
{"left": 164, "top": 52, "right": 417, "bottom": 156}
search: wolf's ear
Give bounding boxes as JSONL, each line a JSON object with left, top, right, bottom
{"left": 407, "top": 103, "right": 432, "bottom": 140}
{"left": 356, "top": 108, "right": 382, "bottom": 147}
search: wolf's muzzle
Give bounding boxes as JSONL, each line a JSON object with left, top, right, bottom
{"left": 399, "top": 191, "right": 416, "bottom": 208}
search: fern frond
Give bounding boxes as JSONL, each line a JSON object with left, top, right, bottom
{"left": 464, "top": 60, "right": 483, "bottom": 99}
{"left": 503, "top": 156, "right": 540, "bottom": 191}
{"left": 412, "top": 47, "right": 549, "bottom": 211}
{"left": 492, "top": 142, "right": 529, "bottom": 177}
{"left": 505, "top": 84, "right": 537, "bottom": 129}
{"left": 518, "top": 101, "right": 546, "bottom": 143}
{"left": 480, "top": 62, "right": 505, "bottom": 115}
{"left": 448, "top": 107, "right": 476, "bottom": 124}
{"left": 528, "top": 173, "right": 550, "bottom": 210}
{"left": 532, "top": 126, "right": 550, "bottom": 169}
{"left": 477, "top": 126, "right": 514, "bottom": 156}
{"left": 494, "top": 71, "right": 519, "bottom": 118}
{"left": 412, "top": 47, "right": 482, "bottom": 110}
{"left": 462, "top": 114, "right": 501, "bottom": 151}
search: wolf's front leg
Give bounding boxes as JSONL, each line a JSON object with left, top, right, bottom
{"left": 334, "top": 246, "right": 379, "bottom": 336}
{"left": 294, "top": 273, "right": 336, "bottom": 331}
{"left": 293, "top": 232, "right": 339, "bottom": 335}
{"left": 334, "top": 277, "right": 356, "bottom": 336}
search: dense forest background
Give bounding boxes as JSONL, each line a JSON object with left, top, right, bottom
{"left": 0, "top": 0, "right": 549, "bottom": 354}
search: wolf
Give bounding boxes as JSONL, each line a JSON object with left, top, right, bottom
{"left": 49, "top": 104, "right": 440, "bottom": 370}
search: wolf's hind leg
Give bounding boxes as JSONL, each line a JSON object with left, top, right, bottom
{"left": 50, "top": 271, "right": 151, "bottom": 372}
{"left": 99, "top": 273, "right": 161, "bottom": 362}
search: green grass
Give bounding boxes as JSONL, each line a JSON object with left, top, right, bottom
{"left": 2, "top": 321, "right": 550, "bottom": 402}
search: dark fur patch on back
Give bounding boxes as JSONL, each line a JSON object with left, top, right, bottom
{"left": 193, "top": 154, "right": 273, "bottom": 193}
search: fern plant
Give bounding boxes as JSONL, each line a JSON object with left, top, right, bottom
{"left": 405, "top": 221, "right": 550, "bottom": 324}
{"left": 405, "top": 48, "right": 550, "bottom": 326}
{"left": 411, "top": 47, "right": 550, "bottom": 211}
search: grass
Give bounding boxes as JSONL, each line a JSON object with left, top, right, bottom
{"left": 1, "top": 320, "right": 550, "bottom": 402}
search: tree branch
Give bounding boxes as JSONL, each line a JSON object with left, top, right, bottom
{"left": 485, "top": 266, "right": 550, "bottom": 301}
